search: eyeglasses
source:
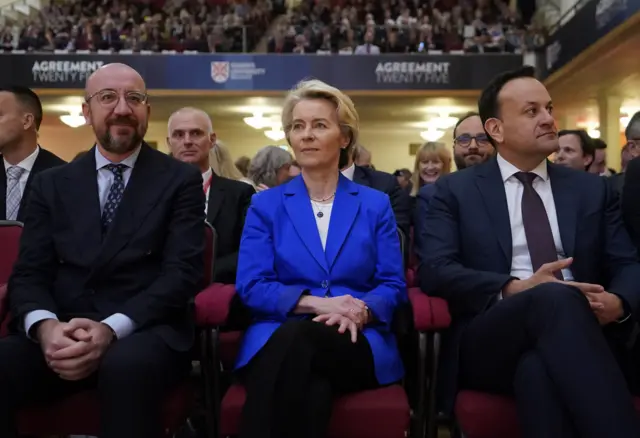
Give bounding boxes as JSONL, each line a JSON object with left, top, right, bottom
{"left": 455, "top": 133, "right": 491, "bottom": 148}
{"left": 85, "top": 89, "right": 148, "bottom": 109}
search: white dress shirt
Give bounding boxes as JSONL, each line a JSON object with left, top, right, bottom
{"left": 3, "top": 146, "right": 40, "bottom": 211}
{"left": 341, "top": 164, "right": 355, "bottom": 181}
{"left": 497, "top": 153, "right": 573, "bottom": 282}
{"left": 24, "top": 146, "right": 142, "bottom": 340}
{"left": 202, "top": 167, "right": 213, "bottom": 214}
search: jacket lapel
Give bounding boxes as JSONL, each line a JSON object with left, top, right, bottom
{"left": 548, "top": 163, "right": 577, "bottom": 257}
{"left": 475, "top": 158, "right": 513, "bottom": 266}
{"left": 206, "top": 173, "right": 224, "bottom": 224}
{"left": 91, "top": 144, "right": 171, "bottom": 273}
{"left": 325, "top": 175, "right": 360, "bottom": 269}
{"left": 283, "top": 176, "right": 329, "bottom": 273}
{"left": 59, "top": 147, "right": 103, "bottom": 262}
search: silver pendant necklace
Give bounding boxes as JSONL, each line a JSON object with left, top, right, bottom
{"left": 310, "top": 193, "right": 335, "bottom": 218}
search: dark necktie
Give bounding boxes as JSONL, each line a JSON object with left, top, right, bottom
{"left": 514, "top": 172, "right": 563, "bottom": 279}
{"left": 101, "top": 164, "right": 127, "bottom": 233}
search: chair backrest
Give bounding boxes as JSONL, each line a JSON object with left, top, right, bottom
{"left": 204, "top": 221, "right": 217, "bottom": 286}
{"left": 0, "top": 221, "right": 23, "bottom": 285}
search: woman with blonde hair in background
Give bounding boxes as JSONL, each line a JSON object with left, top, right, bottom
{"left": 410, "top": 141, "right": 452, "bottom": 196}
{"left": 235, "top": 79, "right": 406, "bottom": 438}
{"left": 209, "top": 140, "right": 253, "bottom": 185}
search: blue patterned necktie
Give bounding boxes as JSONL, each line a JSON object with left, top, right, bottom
{"left": 5, "top": 166, "right": 25, "bottom": 220}
{"left": 101, "top": 164, "right": 127, "bottom": 233}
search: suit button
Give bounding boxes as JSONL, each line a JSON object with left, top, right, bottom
{"left": 321, "top": 280, "right": 329, "bottom": 289}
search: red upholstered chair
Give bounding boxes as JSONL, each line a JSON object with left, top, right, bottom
{"left": 0, "top": 220, "right": 23, "bottom": 284}
{"left": 195, "top": 227, "right": 414, "bottom": 438}
{"left": 8, "top": 221, "right": 217, "bottom": 437}
{"left": 454, "top": 391, "right": 640, "bottom": 438}
{"left": 0, "top": 221, "right": 23, "bottom": 337}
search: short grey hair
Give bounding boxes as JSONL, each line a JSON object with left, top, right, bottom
{"left": 248, "top": 146, "right": 293, "bottom": 187}
{"left": 167, "top": 107, "right": 214, "bottom": 136}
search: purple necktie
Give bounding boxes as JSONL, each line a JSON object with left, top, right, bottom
{"left": 514, "top": 172, "right": 563, "bottom": 280}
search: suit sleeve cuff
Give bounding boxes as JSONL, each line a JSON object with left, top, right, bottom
{"left": 24, "top": 310, "right": 58, "bottom": 340}
{"left": 277, "top": 286, "right": 307, "bottom": 319}
{"left": 102, "top": 313, "right": 136, "bottom": 339}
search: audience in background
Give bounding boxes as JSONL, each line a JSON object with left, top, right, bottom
{"left": 7, "top": 0, "right": 275, "bottom": 53}
{"left": 234, "top": 155, "right": 251, "bottom": 177}
{"left": 247, "top": 145, "right": 294, "bottom": 190}
{"left": 269, "top": 0, "right": 546, "bottom": 54}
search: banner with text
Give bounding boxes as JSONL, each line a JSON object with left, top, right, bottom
{"left": 543, "top": 0, "right": 640, "bottom": 78}
{"left": 0, "top": 53, "right": 524, "bottom": 91}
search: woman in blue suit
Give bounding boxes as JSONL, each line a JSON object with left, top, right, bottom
{"left": 235, "top": 79, "right": 406, "bottom": 438}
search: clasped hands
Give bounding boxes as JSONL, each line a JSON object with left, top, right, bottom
{"left": 301, "top": 295, "right": 370, "bottom": 343}
{"left": 36, "top": 318, "right": 114, "bottom": 381}
{"left": 504, "top": 257, "right": 625, "bottom": 325}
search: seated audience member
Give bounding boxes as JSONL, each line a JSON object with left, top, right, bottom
{"left": 409, "top": 141, "right": 451, "bottom": 197}
{"left": 0, "top": 63, "right": 205, "bottom": 438}
{"left": 614, "top": 112, "right": 640, "bottom": 196}
{"left": 0, "top": 85, "right": 65, "bottom": 221}
{"left": 167, "top": 107, "right": 255, "bottom": 284}
{"left": 414, "top": 112, "right": 493, "bottom": 261}
{"left": 620, "top": 113, "right": 640, "bottom": 248}
{"left": 209, "top": 140, "right": 249, "bottom": 183}
{"left": 353, "top": 143, "right": 372, "bottom": 167}
{"left": 235, "top": 155, "right": 251, "bottom": 177}
{"left": 393, "top": 168, "right": 412, "bottom": 192}
{"left": 235, "top": 79, "right": 406, "bottom": 438}
{"left": 589, "top": 138, "right": 608, "bottom": 175}
{"left": 247, "top": 145, "right": 294, "bottom": 191}
{"left": 421, "top": 66, "right": 640, "bottom": 438}
{"left": 341, "top": 142, "right": 411, "bottom": 239}
{"left": 554, "top": 129, "right": 595, "bottom": 171}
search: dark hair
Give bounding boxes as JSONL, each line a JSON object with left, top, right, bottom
{"left": 452, "top": 112, "right": 480, "bottom": 138}
{"left": 0, "top": 85, "right": 43, "bottom": 130}
{"left": 478, "top": 66, "right": 537, "bottom": 146}
{"left": 625, "top": 111, "right": 640, "bottom": 139}
{"left": 592, "top": 138, "right": 607, "bottom": 150}
{"left": 558, "top": 129, "right": 596, "bottom": 167}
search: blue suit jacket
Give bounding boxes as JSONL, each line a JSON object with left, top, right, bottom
{"left": 235, "top": 174, "right": 406, "bottom": 385}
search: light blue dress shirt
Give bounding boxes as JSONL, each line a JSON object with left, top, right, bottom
{"left": 24, "top": 146, "right": 142, "bottom": 340}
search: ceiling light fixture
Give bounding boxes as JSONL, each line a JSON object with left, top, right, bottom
{"left": 60, "top": 113, "right": 86, "bottom": 128}
{"left": 430, "top": 113, "right": 459, "bottom": 130}
{"left": 265, "top": 128, "right": 285, "bottom": 142}
{"left": 244, "top": 112, "right": 269, "bottom": 130}
{"left": 587, "top": 128, "right": 601, "bottom": 139}
{"left": 420, "top": 128, "right": 445, "bottom": 142}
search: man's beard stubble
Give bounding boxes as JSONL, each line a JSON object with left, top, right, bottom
{"left": 97, "top": 118, "right": 148, "bottom": 154}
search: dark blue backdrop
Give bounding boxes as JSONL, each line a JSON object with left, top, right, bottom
{"left": 0, "top": 53, "right": 524, "bottom": 91}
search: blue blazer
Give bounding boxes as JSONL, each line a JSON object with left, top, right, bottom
{"left": 235, "top": 174, "right": 407, "bottom": 385}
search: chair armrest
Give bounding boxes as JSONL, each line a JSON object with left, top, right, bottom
{"left": 408, "top": 287, "right": 451, "bottom": 332}
{"left": 194, "top": 283, "right": 236, "bottom": 327}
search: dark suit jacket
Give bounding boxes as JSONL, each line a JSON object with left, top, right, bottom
{"left": 8, "top": 144, "right": 205, "bottom": 351}
{"left": 0, "top": 147, "right": 66, "bottom": 221}
{"left": 353, "top": 165, "right": 411, "bottom": 238}
{"left": 421, "top": 157, "right": 640, "bottom": 412}
{"left": 622, "top": 157, "right": 640, "bottom": 250}
{"left": 206, "top": 172, "right": 255, "bottom": 284}
{"left": 413, "top": 183, "right": 436, "bottom": 263}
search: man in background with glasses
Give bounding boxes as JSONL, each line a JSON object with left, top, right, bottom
{"left": 414, "top": 112, "right": 494, "bottom": 262}
{"left": 0, "top": 63, "right": 205, "bottom": 438}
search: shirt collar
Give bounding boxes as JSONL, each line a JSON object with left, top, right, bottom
{"left": 95, "top": 145, "right": 141, "bottom": 170}
{"left": 202, "top": 167, "right": 213, "bottom": 183}
{"left": 496, "top": 153, "right": 548, "bottom": 183}
{"left": 341, "top": 163, "right": 355, "bottom": 181}
{"left": 3, "top": 145, "right": 40, "bottom": 172}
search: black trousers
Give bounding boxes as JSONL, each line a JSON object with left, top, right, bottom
{"left": 0, "top": 330, "right": 190, "bottom": 438}
{"left": 239, "top": 319, "right": 379, "bottom": 438}
{"left": 460, "top": 282, "right": 640, "bottom": 438}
